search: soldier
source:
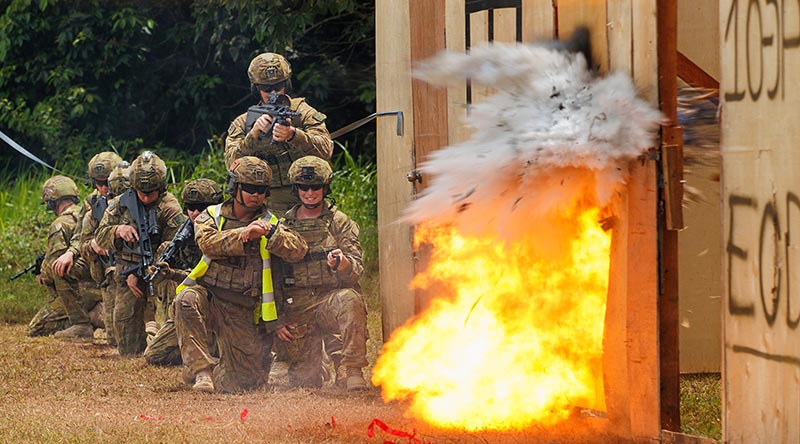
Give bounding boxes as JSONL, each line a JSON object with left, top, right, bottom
{"left": 273, "top": 156, "right": 369, "bottom": 391}
{"left": 95, "top": 162, "right": 132, "bottom": 345}
{"left": 96, "top": 151, "right": 186, "bottom": 355}
{"left": 144, "top": 178, "right": 224, "bottom": 366}
{"left": 51, "top": 152, "right": 122, "bottom": 285}
{"left": 174, "top": 156, "right": 307, "bottom": 393}
{"left": 77, "top": 153, "right": 125, "bottom": 345}
{"left": 29, "top": 176, "right": 102, "bottom": 338}
{"left": 225, "top": 52, "right": 333, "bottom": 214}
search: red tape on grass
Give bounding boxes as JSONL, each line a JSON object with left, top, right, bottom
{"left": 138, "top": 414, "right": 164, "bottom": 421}
{"left": 240, "top": 408, "right": 249, "bottom": 421}
{"left": 367, "top": 418, "right": 422, "bottom": 443}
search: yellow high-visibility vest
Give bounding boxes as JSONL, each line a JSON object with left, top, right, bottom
{"left": 176, "top": 204, "right": 278, "bottom": 323}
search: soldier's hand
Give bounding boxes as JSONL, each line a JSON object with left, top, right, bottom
{"left": 252, "top": 114, "right": 274, "bottom": 137}
{"left": 238, "top": 220, "right": 272, "bottom": 243}
{"left": 147, "top": 262, "right": 170, "bottom": 284}
{"left": 90, "top": 239, "right": 108, "bottom": 256}
{"left": 116, "top": 225, "right": 139, "bottom": 243}
{"left": 271, "top": 122, "right": 295, "bottom": 142}
{"left": 327, "top": 249, "right": 348, "bottom": 271}
{"left": 276, "top": 323, "right": 297, "bottom": 342}
{"left": 126, "top": 273, "right": 144, "bottom": 299}
{"left": 52, "top": 251, "right": 74, "bottom": 277}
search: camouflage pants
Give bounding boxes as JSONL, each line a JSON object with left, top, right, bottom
{"left": 174, "top": 285, "right": 272, "bottom": 393}
{"left": 101, "top": 270, "right": 119, "bottom": 345}
{"left": 153, "top": 277, "right": 178, "bottom": 327}
{"left": 144, "top": 319, "right": 181, "bottom": 366}
{"left": 51, "top": 258, "right": 93, "bottom": 326}
{"left": 278, "top": 288, "right": 368, "bottom": 388}
{"left": 28, "top": 285, "right": 103, "bottom": 337}
{"left": 114, "top": 274, "right": 149, "bottom": 356}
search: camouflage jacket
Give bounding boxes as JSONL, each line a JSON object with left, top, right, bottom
{"left": 224, "top": 96, "right": 333, "bottom": 189}
{"left": 274, "top": 202, "right": 363, "bottom": 315}
{"left": 66, "top": 189, "right": 102, "bottom": 258}
{"left": 95, "top": 191, "right": 185, "bottom": 270}
{"left": 41, "top": 204, "right": 82, "bottom": 283}
{"left": 192, "top": 200, "right": 308, "bottom": 295}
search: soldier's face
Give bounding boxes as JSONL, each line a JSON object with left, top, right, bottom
{"left": 93, "top": 178, "right": 110, "bottom": 196}
{"left": 238, "top": 185, "right": 267, "bottom": 207}
{"left": 136, "top": 189, "right": 160, "bottom": 206}
{"left": 297, "top": 184, "right": 323, "bottom": 206}
{"left": 258, "top": 85, "right": 285, "bottom": 102}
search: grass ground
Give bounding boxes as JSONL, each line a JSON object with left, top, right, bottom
{"left": 1, "top": 320, "right": 722, "bottom": 444}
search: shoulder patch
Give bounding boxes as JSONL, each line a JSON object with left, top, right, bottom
{"left": 312, "top": 112, "right": 327, "bottom": 123}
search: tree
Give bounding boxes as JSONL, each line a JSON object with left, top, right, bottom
{"left": 0, "top": 0, "right": 375, "bottom": 171}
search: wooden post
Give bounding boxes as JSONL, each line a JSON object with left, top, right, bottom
{"left": 657, "top": 0, "right": 683, "bottom": 433}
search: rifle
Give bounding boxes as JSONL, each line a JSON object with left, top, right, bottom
{"left": 90, "top": 194, "right": 115, "bottom": 267}
{"left": 118, "top": 188, "right": 159, "bottom": 297}
{"left": 10, "top": 254, "right": 45, "bottom": 281}
{"left": 244, "top": 92, "right": 302, "bottom": 141}
{"left": 146, "top": 217, "right": 193, "bottom": 284}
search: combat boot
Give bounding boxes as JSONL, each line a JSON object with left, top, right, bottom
{"left": 344, "top": 367, "right": 368, "bottom": 391}
{"left": 193, "top": 371, "right": 215, "bottom": 393}
{"left": 54, "top": 323, "right": 94, "bottom": 339}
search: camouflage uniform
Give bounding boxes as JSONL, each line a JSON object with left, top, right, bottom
{"left": 224, "top": 52, "right": 333, "bottom": 214}
{"left": 175, "top": 157, "right": 307, "bottom": 393}
{"left": 96, "top": 152, "right": 186, "bottom": 355}
{"left": 144, "top": 178, "right": 223, "bottom": 366}
{"left": 79, "top": 155, "right": 126, "bottom": 345}
{"left": 272, "top": 156, "right": 368, "bottom": 389}
{"left": 29, "top": 177, "right": 101, "bottom": 337}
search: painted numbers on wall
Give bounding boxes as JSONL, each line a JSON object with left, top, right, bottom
{"left": 724, "top": 0, "right": 800, "bottom": 102}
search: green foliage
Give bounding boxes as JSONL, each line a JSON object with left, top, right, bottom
{"left": 0, "top": 169, "right": 58, "bottom": 323}
{"left": 0, "top": 0, "right": 376, "bottom": 168}
{"left": 330, "top": 143, "right": 378, "bottom": 274}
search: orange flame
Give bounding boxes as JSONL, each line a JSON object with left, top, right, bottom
{"left": 372, "top": 206, "right": 610, "bottom": 431}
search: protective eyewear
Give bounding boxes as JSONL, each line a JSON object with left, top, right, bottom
{"left": 240, "top": 183, "right": 269, "bottom": 195}
{"left": 257, "top": 82, "right": 286, "bottom": 93}
{"left": 93, "top": 178, "right": 109, "bottom": 187}
{"left": 185, "top": 203, "right": 209, "bottom": 212}
{"left": 297, "top": 184, "right": 323, "bottom": 192}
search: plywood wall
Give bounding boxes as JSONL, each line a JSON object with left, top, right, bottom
{"left": 720, "top": 0, "right": 800, "bottom": 442}
{"left": 375, "top": 1, "right": 661, "bottom": 440}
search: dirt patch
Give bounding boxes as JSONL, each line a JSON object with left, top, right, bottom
{"left": 0, "top": 325, "right": 635, "bottom": 443}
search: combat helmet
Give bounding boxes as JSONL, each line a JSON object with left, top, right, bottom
{"left": 87, "top": 151, "right": 123, "bottom": 180}
{"left": 226, "top": 156, "right": 272, "bottom": 195}
{"left": 288, "top": 156, "right": 333, "bottom": 185}
{"left": 130, "top": 151, "right": 167, "bottom": 193}
{"left": 42, "top": 175, "right": 79, "bottom": 211}
{"left": 108, "top": 161, "right": 131, "bottom": 197}
{"left": 248, "top": 52, "right": 292, "bottom": 88}
{"left": 182, "top": 178, "right": 223, "bottom": 206}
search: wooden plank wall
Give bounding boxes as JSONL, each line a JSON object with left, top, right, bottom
{"left": 720, "top": 0, "right": 800, "bottom": 442}
{"left": 375, "top": 0, "right": 417, "bottom": 340}
{"left": 376, "top": 1, "right": 662, "bottom": 441}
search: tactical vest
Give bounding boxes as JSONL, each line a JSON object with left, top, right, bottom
{"left": 279, "top": 213, "right": 340, "bottom": 292}
{"left": 243, "top": 97, "right": 307, "bottom": 188}
{"left": 177, "top": 204, "right": 279, "bottom": 323}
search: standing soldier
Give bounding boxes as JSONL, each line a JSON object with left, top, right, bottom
{"left": 225, "top": 52, "right": 333, "bottom": 214}
{"left": 174, "top": 156, "right": 307, "bottom": 393}
{"left": 144, "top": 178, "right": 224, "bottom": 366}
{"left": 29, "top": 176, "right": 102, "bottom": 338}
{"left": 96, "top": 151, "right": 186, "bottom": 355}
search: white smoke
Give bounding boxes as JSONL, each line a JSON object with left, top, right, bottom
{"left": 403, "top": 43, "right": 663, "bottom": 237}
